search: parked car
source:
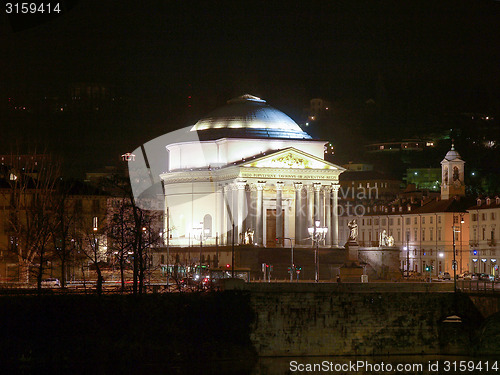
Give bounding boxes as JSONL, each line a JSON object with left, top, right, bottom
{"left": 41, "top": 278, "right": 61, "bottom": 288}
{"left": 471, "top": 273, "right": 480, "bottom": 280}
{"left": 458, "top": 272, "right": 471, "bottom": 279}
{"left": 442, "top": 272, "right": 451, "bottom": 280}
{"left": 479, "top": 273, "right": 494, "bottom": 281}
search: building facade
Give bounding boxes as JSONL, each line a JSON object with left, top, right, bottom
{"left": 468, "top": 197, "right": 500, "bottom": 275}
{"left": 340, "top": 144, "right": 470, "bottom": 277}
{"left": 160, "top": 95, "right": 345, "bottom": 248}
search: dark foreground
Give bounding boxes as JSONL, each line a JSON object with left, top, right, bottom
{"left": 2, "top": 287, "right": 500, "bottom": 373}
{"left": 0, "top": 292, "right": 255, "bottom": 372}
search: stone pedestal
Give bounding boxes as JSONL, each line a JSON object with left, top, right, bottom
{"left": 339, "top": 263, "right": 364, "bottom": 282}
{"left": 345, "top": 241, "right": 359, "bottom": 262}
{"left": 336, "top": 242, "right": 364, "bottom": 282}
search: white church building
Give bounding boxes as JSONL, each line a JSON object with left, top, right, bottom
{"left": 159, "top": 95, "right": 345, "bottom": 247}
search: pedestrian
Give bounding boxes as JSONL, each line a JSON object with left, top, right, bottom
{"left": 336, "top": 275, "right": 341, "bottom": 284}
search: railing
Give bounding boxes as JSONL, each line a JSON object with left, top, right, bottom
{"left": 488, "top": 239, "right": 496, "bottom": 246}
{"left": 458, "top": 279, "right": 500, "bottom": 293}
{"left": 469, "top": 240, "right": 479, "bottom": 247}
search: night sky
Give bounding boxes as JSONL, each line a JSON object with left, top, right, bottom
{"left": 1, "top": 0, "right": 499, "bottom": 174}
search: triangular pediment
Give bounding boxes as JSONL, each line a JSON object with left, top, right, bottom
{"left": 242, "top": 147, "right": 345, "bottom": 170}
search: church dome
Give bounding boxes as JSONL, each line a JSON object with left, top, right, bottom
{"left": 443, "top": 143, "right": 462, "bottom": 161}
{"left": 190, "top": 94, "right": 311, "bottom": 139}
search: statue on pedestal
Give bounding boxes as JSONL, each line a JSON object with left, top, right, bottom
{"left": 379, "top": 229, "right": 395, "bottom": 247}
{"left": 347, "top": 219, "right": 358, "bottom": 243}
{"left": 379, "top": 229, "right": 388, "bottom": 247}
{"left": 244, "top": 228, "right": 254, "bottom": 245}
{"left": 386, "top": 235, "right": 395, "bottom": 247}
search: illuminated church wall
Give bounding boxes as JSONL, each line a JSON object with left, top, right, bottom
{"left": 160, "top": 95, "right": 345, "bottom": 248}
{"left": 167, "top": 138, "right": 325, "bottom": 171}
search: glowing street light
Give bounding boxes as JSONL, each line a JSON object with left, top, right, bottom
{"left": 452, "top": 216, "right": 464, "bottom": 293}
{"left": 194, "top": 223, "right": 209, "bottom": 280}
{"left": 308, "top": 220, "right": 328, "bottom": 283}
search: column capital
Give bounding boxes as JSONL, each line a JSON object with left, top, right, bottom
{"left": 323, "top": 185, "right": 332, "bottom": 193}
{"left": 256, "top": 181, "right": 266, "bottom": 190}
{"left": 276, "top": 181, "right": 284, "bottom": 190}
{"left": 293, "top": 182, "right": 303, "bottom": 190}
{"left": 236, "top": 180, "right": 247, "bottom": 189}
{"left": 331, "top": 183, "right": 341, "bottom": 193}
{"left": 313, "top": 182, "right": 322, "bottom": 192}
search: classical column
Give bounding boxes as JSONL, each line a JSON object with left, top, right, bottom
{"left": 236, "top": 180, "right": 247, "bottom": 244}
{"left": 324, "top": 185, "right": 332, "bottom": 246}
{"left": 319, "top": 186, "right": 324, "bottom": 225}
{"left": 220, "top": 184, "right": 226, "bottom": 245}
{"left": 293, "top": 182, "right": 303, "bottom": 245}
{"left": 227, "top": 184, "right": 235, "bottom": 246}
{"left": 331, "top": 184, "right": 340, "bottom": 247}
{"left": 275, "top": 181, "right": 284, "bottom": 246}
{"left": 255, "top": 181, "right": 266, "bottom": 246}
{"left": 306, "top": 184, "right": 314, "bottom": 232}
{"left": 313, "top": 183, "right": 321, "bottom": 223}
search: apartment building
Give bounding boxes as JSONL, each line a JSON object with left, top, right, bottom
{"left": 468, "top": 196, "right": 500, "bottom": 275}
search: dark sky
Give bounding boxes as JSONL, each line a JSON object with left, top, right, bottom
{"left": 1, "top": 0, "right": 499, "bottom": 172}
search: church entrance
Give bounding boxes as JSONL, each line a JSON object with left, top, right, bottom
{"left": 266, "top": 209, "right": 284, "bottom": 247}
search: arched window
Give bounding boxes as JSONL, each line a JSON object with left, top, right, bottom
{"left": 203, "top": 214, "right": 212, "bottom": 237}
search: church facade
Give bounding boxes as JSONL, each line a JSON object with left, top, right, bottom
{"left": 160, "top": 95, "right": 345, "bottom": 247}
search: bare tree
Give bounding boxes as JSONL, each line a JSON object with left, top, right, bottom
{"left": 1, "top": 154, "right": 59, "bottom": 289}
{"left": 102, "top": 176, "right": 162, "bottom": 295}
{"left": 107, "top": 196, "right": 134, "bottom": 292}
{"left": 134, "top": 209, "right": 162, "bottom": 294}
{"left": 79, "top": 216, "right": 107, "bottom": 296}
{"left": 50, "top": 180, "right": 79, "bottom": 288}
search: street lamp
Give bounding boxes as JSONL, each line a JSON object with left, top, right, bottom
{"left": 308, "top": 220, "right": 328, "bottom": 283}
{"left": 194, "top": 223, "right": 209, "bottom": 280}
{"left": 460, "top": 215, "right": 464, "bottom": 274}
{"left": 452, "top": 222, "right": 461, "bottom": 293}
{"left": 406, "top": 232, "right": 410, "bottom": 279}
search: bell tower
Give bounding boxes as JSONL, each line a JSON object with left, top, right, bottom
{"left": 440, "top": 141, "right": 465, "bottom": 200}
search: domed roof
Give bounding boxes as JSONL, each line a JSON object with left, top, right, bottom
{"left": 190, "top": 94, "right": 311, "bottom": 139}
{"left": 443, "top": 142, "right": 463, "bottom": 161}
